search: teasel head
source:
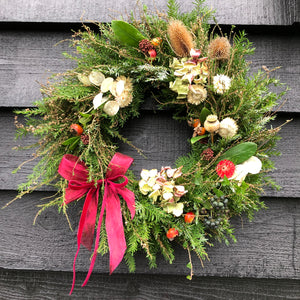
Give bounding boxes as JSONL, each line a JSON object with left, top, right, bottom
{"left": 208, "top": 37, "right": 231, "bottom": 60}
{"left": 167, "top": 20, "right": 194, "bottom": 57}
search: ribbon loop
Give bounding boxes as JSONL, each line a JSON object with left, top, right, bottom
{"left": 58, "top": 153, "right": 135, "bottom": 294}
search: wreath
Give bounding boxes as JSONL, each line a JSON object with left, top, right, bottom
{"left": 11, "top": 0, "right": 287, "bottom": 294}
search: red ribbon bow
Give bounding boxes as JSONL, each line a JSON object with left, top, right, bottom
{"left": 58, "top": 153, "right": 135, "bottom": 294}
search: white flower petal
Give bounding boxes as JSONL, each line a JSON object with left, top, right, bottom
{"left": 172, "top": 203, "right": 184, "bottom": 217}
{"left": 78, "top": 74, "right": 92, "bottom": 86}
{"left": 116, "top": 80, "right": 125, "bottom": 96}
{"left": 163, "top": 192, "right": 173, "bottom": 201}
{"left": 242, "top": 156, "right": 262, "bottom": 174}
{"left": 89, "top": 71, "right": 105, "bottom": 86}
{"left": 140, "top": 169, "right": 150, "bottom": 181}
{"left": 101, "top": 77, "right": 114, "bottom": 93}
{"left": 103, "top": 101, "right": 119, "bottom": 116}
{"left": 149, "top": 169, "right": 158, "bottom": 178}
{"left": 93, "top": 93, "right": 108, "bottom": 109}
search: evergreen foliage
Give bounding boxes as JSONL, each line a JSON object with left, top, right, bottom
{"left": 11, "top": 0, "right": 287, "bottom": 279}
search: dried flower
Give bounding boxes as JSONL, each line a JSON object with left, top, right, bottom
{"left": 218, "top": 117, "right": 238, "bottom": 139}
{"left": 77, "top": 74, "right": 92, "bottom": 86}
{"left": 213, "top": 74, "right": 232, "bottom": 94}
{"left": 93, "top": 92, "right": 108, "bottom": 110}
{"left": 187, "top": 85, "right": 207, "bottom": 105}
{"left": 167, "top": 20, "right": 194, "bottom": 57}
{"left": 216, "top": 160, "right": 235, "bottom": 178}
{"left": 208, "top": 37, "right": 231, "bottom": 60}
{"left": 88, "top": 71, "right": 105, "bottom": 86}
{"left": 111, "top": 76, "right": 133, "bottom": 108}
{"left": 103, "top": 101, "right": 119, "bottom": 116}
{"left": 229, "top": 156, "right": 262, "bottom": 184}
{"left": 139, "top": 166, "right": 187, "bottom": 217}
{"left": 81, "top": 134, "right": 89, "bottom": 145}
{"left": 204, "top": 115, "right": 220, "bottom": 133}
{"left": 201, "top": 148, "right": 214, "bottom": 161}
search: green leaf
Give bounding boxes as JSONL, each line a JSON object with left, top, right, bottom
{"left": 186, "top": 275, "right": 192, "bottom": 280}
{"left": 69, "top": 138, "right": 80, "bottom": 150}
{"left": 218, "top": 142, "right": 257, "bottom": 164}
{"left": 111, "top": 20, "right": 146, "bottom": 47}
{"left": 199, "top": 107, "right": 211, "bottom": 124}
{"left": 213, "top": 188, "right": 224, "bottom": 197}
{"left": 190, "top": 135, "right": 208, "bottom": 144}
{"left": 62, "top": 136, "right": 80, "bottom": 146}
{"left": 186, "top": 262, "right": 192, "bottom": 269}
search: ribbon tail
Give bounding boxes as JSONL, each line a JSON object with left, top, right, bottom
{"left": 106, "top": 187, "right": 127, "bottom": 274}
{"left": 117, "top": 188, "right": 135, "bottom": 219}
{"left": 69, "top": 188, "right": 97, "bottom": 295}
{"left": 81, "top": 186, "right": 106, "bottom": 287}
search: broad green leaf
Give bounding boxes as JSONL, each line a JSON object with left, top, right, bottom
{"left": 186, "top": 262, "right": 192, "bottom": 269}
{"left": 190, "top": 135, "right": 208, "bottom": 144}
{"left": 111, "top": 20, "right": 145, "bottom": 47}
{"left": 62, "top": 136, "right": 80, "bottom": 146}
{"left": 199, "top": 107, "right": 211, "bottom": 125}
{"left": 218, "top": 142, "right": 257, "bottom": 164}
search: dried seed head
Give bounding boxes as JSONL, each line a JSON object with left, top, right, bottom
{"left": 208, "top": 37, "right": 231, "bottom": 60}
{"left": 204, "top": 115, "right": 220, "bottom": 133}
{"left": 167, "top": 20, "right": 194, "bottom": 57}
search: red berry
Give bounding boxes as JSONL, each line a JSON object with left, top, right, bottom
{"left": 166, "top": 228, "right": 179, "bottom": 241}
{"left": 184, "top": 212, "right": 195, "bottom": 224}
{"left": 148, "top": 49, "right": 157, "bottom": 59}
{"left": 70, "top": 124, "right": 83, "bottom": 136}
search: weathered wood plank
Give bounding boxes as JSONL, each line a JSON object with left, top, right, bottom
{"left": 2, "top": 110, "right": 299, "bottom": 197}
{"left": 0, "top": 191, "right": 299, "bottom": 279}
{"left": 0, "top": 29, "right": 299, "bottom": 112}
{"left": 1, "top": 269, "right": 300, "bottom": 299}
{"left": 0, "top": 0, "right": 297, "bottom": 25}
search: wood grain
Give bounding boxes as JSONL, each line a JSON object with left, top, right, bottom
{"left": 0, "top": 0, "right": 298, "bottom": 25}
{"left": 0, "top": 29, "right": 298, "bottom": 112}
{"left": 1, "top": 269, "right": 300, "bottom": 299}
{"left": 2, "top": 110, "right": 299, "bottom": 197}
{"left": 0, "top": 191, "right": 299, "bottom": 279}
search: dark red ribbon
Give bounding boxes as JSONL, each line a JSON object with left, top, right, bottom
{"left": 58, "top": 153, "right": 135, "bottom": 294}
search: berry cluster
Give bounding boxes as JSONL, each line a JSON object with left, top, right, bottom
{"left": 202, "top": 195, "right": 230, "bottom": 229}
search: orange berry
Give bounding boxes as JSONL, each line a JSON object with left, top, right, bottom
{"left": 70, "top": 124, "right": 83, "bottom": 136}
{"left": 166, "top": 228, "right": 179, "bottom": 241}
{"left": 198, "top": 127, "right": 206, "bottom": 135}
{"left": 192, "top": 119, "right": 200, "bottom": 128}
{"left": 151, "top": 37, "right": 162, "bottom": 46}
{"left": 184, "top": 212, "right": 195, "bottom": 223}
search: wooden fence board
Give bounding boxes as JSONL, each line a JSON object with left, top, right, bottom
{"left": 0, "top": 192, "right": 299, "bottom": 279}
{"left": 2, "top": 111, "right": 299, "bottom": 197}
{"left": 0, "top": 0, "right": 297, "bottom": 25}
{"left": 0, "top": 270, "right": 300, "bottom": 299}
{"left": 0, "top": 29, "right": 299, "bottom": 112}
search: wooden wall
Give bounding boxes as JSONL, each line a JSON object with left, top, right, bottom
{"left": 0, "top": 0, "right": 299, "bottom": 298}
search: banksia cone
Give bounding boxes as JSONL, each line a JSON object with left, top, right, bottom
{"left": 208, "top": 37, "right": 231, "bottom": 60}
{"left": 167, "top": 20, "right": 194, "bottom": 57}
{"left": 139, "top": 39, "right": 155, "bottom": 55}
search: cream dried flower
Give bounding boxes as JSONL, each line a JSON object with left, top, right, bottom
{"left": 111, "top": 76, "right": 133, "bottom": 108}
{"left": 218, "top": 117, "right": 238, "bottom": 138}
{"left": 187, "top": 85, "right": 207, "bottom": 105}
{"left": 213, "top": 74, "right": 231, "bottom": 94}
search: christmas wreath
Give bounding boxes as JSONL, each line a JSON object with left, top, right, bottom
{"left": 10, "top": 0, "right": 287, "bottom": 294}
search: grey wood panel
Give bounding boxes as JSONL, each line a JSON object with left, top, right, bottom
{"left": 0, "top": 192, "right": 299, "bottom": 278}
{"left": 2, "top": 111, "right": 299, "bottom": 197}
{"left": 0, "top": 0, "right": 298, "bottom": 25}
{"left": 0, "top": 270, "right": 300, "bottom": 300}
{"left": 0, "top": 30, "right": 299, "bottom": 112}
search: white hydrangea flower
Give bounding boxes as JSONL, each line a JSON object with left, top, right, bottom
{"left": 164, "top": 203, "right": 184, "bottom": 217}
{"left": 213, "top": 74, "right": 231, "bottom": 94}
